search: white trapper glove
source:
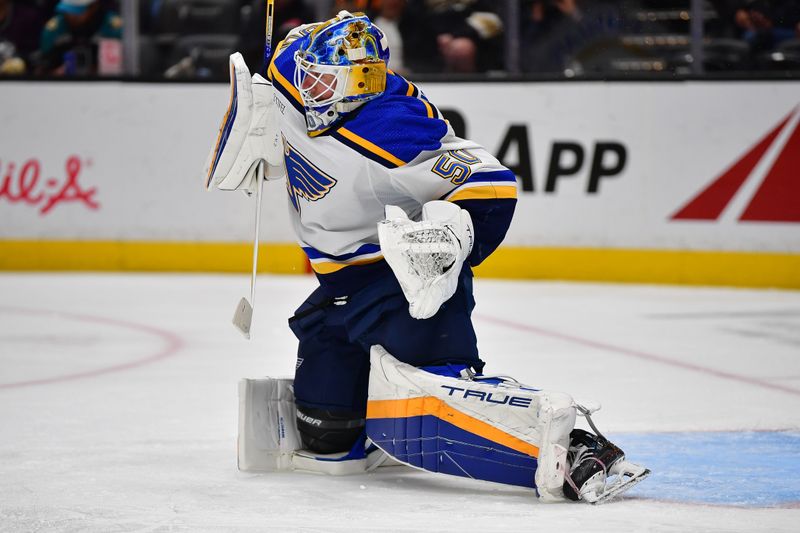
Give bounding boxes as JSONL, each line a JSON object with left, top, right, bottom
{"left": 204, "top": 52, "right": 284, "bottom": 193}
{"left": 378, "top": 201, "right": 474, "bottom": 319}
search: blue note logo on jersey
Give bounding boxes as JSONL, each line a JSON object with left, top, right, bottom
{"left": 283, "top": 137, "right": 338, "bottom": 211}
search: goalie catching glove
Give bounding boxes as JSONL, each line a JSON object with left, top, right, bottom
{"left": 204, "top": 52, "right": 285, "bottom": 193}
{"left": 378, "top": 201, "right": 474, "bottom": 320}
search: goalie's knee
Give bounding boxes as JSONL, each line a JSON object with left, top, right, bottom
{"left": 296, "top": 406, "right": 366, "bottom": 454}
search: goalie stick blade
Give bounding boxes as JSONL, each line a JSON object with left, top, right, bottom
{"left": 232, "top": 297, "right": 253, "bottom": 339}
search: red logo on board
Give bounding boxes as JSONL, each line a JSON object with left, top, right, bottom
{"left": 671, "top": 108, "right": 800, "bottom": 222}
{"left": 0, "top": 156, "right": 99, "bottom": 215}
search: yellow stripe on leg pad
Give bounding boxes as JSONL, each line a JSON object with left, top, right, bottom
{"left": 367, "top": 396, "right": 539, "bottom": 457}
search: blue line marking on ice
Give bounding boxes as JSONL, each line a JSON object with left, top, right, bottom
{"left": 610, "top": 431, "right": 800, "bottom": 506}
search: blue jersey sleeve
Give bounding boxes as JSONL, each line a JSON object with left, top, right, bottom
{"left": 440, "top": 169, "right": 518, "bottom": 266}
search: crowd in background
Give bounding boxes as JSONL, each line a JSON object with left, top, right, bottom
{"left": 1, "top": 0, "right": 799, "bottom": 78}
{"left": 0, "top": 0, "right": 121, "bottom": 75}
{"left": 516, "top": 0, "right": 800, "bottom": 74}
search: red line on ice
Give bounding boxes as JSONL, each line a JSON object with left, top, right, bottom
{"left": 477, "top": 314, "right": 800, "bottom": 398}
{"left": 0, "top": 307, "right": 184, "bottom": 390}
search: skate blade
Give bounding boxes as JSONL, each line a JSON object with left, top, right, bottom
{"left": 583, "top": 464, "right": 651, "bottom": 505}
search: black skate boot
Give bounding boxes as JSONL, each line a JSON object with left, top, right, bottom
{"left": 563, "top": 429, "right": 650, "bottom": 504}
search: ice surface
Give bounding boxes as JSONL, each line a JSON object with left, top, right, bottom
{"left": 1, "top": 273, "right": 799, "bottom": 532}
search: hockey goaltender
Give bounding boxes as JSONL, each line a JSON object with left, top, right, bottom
{"left": 204, "top": 10, "right": 649, "bottom": 504}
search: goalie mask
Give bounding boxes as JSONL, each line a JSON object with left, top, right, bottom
{"left": 293, "top": 11, "right": 390, "bottom": 134}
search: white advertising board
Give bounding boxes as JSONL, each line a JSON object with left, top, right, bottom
{"left": 0, "top": 82, "right": 292, "bottom": 243}
{"left": 0, "top": 80, "right": 798, "bottom": 283}
{"left": 421, "top": 81, "right": 800, "bottom": 253}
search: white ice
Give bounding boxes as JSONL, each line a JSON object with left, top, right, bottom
{"left": 1, "top": 273, "right": 799, "bottom": 532}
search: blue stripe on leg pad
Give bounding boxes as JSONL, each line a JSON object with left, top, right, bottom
{"left": 367, "top": 415, "right": 537, "bottom": 488}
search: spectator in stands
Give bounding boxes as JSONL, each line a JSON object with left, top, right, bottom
{"left": 336, "top": 0, "right": 434, "bottom": 74}
{"left": 0, "top": 0, "right": 46, "bottom": 74}
{"left": 337, "top": 0, "right": 503, "bottom": 73}
{"left": 38, "top": 0, "right": 121, "bottom": 75}
{"left": 318, "top": 0, "right": 503, "bottom": 73}
{"left": 368, "top": 0, "right": 444, "bottom": 75}
{"left": 139, "top": 0, "right": 160, "bottom": 34}
{"left": 733, "top": 0, "right": 800, "bottom": 52}
{"left": 707, "top": 1, "right": 744, "bottom": 38}
{"left": 268, "top": 0, "right": 501, "bottom": 74}
{"left": 520, "top": 0, "right": 582, "bottom": 73}
{"left": 520, "top": 0, "right": 621, "bottom": 74}
{"left": 370, "top": 0, "right": 410, "bottom": 75}
{"left": 428, "top": 0, "right": 504, "bottom": 73}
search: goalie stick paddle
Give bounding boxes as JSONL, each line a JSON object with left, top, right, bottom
{"left": 232, "top": 163, "right": 266, "bottom": 339}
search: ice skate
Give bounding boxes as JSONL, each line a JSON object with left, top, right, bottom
{"left": 563, "top": 429, "right": 650, "bottom": 504}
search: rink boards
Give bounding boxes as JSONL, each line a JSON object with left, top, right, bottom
{"left": 0, "top": 80, "right": 798, "bottom": 287}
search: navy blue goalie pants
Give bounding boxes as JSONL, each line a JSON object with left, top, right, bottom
{"left": 288, "top": 267, "right": 485, "bottom": 418}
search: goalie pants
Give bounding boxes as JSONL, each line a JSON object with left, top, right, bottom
{"left": 288, "top": 266, "right": 484, "bottom": 445}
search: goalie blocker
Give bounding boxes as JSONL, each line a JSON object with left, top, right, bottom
{"left": 238, "top": 346, "right": 650, "bottom": 504}
{"left": 204, "top": 52, "right": 285, "bottom": 194}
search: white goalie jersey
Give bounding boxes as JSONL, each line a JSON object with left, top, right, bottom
{"left": 267, "top": 32, "right": 518, "bottom": 296}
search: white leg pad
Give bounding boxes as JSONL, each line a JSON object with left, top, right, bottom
{"left": 237, "top": 378, "right": 302, "bottom": 472}
{"left": 366, "top": 345, "right": 576, "bottom": 500}
{"left": 237, "top": 377, "right": 396, "bottom": 475}
{"left": 533, "top": 394, "right": 574, "bottom": 502}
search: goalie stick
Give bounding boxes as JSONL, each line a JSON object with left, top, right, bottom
{"left": 232, "top": 162, "right": 265, "bottom": 339}
{"left": 262, "top": 0, "right": 275, "bottom": 77}
{"left": 232, "top": 0, "right": 276, "bottom": 339}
